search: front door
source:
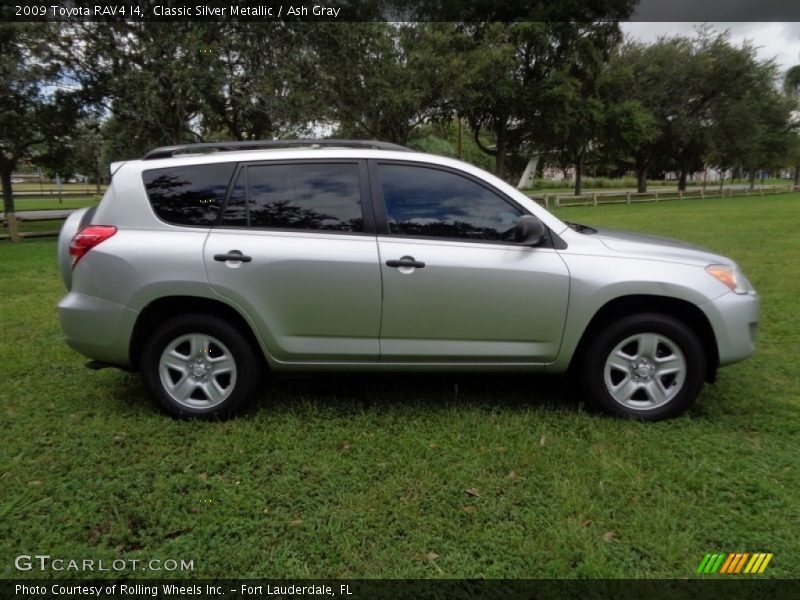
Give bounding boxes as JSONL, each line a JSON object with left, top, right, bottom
{"left": 373, "top": 162, "right": 570, "bottom": 363}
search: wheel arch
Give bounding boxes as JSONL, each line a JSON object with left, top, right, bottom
{"left": 129, "top": 296, "right": 267, "bottom": 370}
{"left": 568, "top": 294, "right": 719, "bottom": 383}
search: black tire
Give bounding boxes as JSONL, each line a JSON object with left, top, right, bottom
{"left": 580, "top": 313, "right": 706, "bottom": 421}
{"left": 140, "top": 313, "right": 263, "bottom": 419}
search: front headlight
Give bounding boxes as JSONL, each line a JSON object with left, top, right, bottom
{"left": 706, "top": 264, "right": 751, "bottom": 294}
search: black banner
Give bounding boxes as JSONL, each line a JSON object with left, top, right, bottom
{"left": 4, "top": 0, "right": 800, "bottom": 23}
{"left": 3, "top": 579, "right": 800, "bottom": 600}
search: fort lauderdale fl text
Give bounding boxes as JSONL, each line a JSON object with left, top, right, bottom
{"left": 17, "top": 583, "right": 355, "bottom": 597}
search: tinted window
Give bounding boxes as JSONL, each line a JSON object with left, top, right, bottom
{"left": 223, "top": 170, "right": 248, "bottom": 227}
{"left": 379, "top": 164, "right": 522, "bottom": 241}
{"left": 223, "top": 163, "right": 363, "bottom": 232}
{"left": 142, "top": 163, "right": 235, "bottom": 226}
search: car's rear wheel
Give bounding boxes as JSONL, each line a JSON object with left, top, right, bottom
{"left": 141, "top": 313, "right": 262, "bottom": 419}
{"left": 581, "top": 313, "right": 706, "bottom": 420}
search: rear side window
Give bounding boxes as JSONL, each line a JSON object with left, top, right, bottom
{"left": 142, "top": 163, "right": 236, "bottom": 226}
{"left": 222, "top": 163, "right": 363, "bottom": 232}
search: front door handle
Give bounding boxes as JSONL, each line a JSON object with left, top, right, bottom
{"left": 213, "top": 250, "right": 252, "bottom": 263}
{"left": 386, "top": 256, "right": 425, "bottom": 269}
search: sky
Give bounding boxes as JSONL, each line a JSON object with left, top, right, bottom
{"left": 621, "top": 22, "right": 800, "bottom": 74}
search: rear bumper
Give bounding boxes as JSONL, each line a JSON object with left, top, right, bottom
{"left": 57, "top": 292, "right": 138, "bottom": 367}
{"left": 701, "top": 291, "right": 760, "bottom": 367}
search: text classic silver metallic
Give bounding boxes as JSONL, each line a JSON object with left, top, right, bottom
{"left": 57, "top": 141, "right": 759, "bottom": 420}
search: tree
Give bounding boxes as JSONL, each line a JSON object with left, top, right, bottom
{"left": 708, "top": 77, "right": 795, "bottom": 190}
{"left": 0, "top": 23, "right": 81, "bottom": 241}
{"left": 39, "top": 115, "right": 105, "bottom": 193}
{"left": 664, "top": 29, "right": 773, "bottom": 191}
{"left": 312, "top": 23, "right": 453, "bottom": 145}
{"left": 538, "top": 29, "right": 622, "bottom": 196}
{"left": 600, "top": 30, "right": 788, "bottom": 193}
{"left": 61, "top": 22, "right": 218, "bottom": 158}
{"left": 783, "top": 65, "right": 800, "bottom": 185}
{"left": 600, "top": 40, "right": 680, "bottom": 193}
{"left": 449, "top": 7, "right": 634, "bottom": 180}
{"left": 200, "top": 23, "right": 323, "bottom": 141}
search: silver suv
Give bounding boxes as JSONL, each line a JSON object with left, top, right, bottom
{"left": 57, "top": 140, "right": 759, "bottom": 421}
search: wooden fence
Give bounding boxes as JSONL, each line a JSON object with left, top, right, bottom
{"left": 531, "top": 184, "right": 799, "bottom": 209}
{"left": 0, "top": 211, "right": 67, "bottom": 240}
{"left": 2, "top": 184, "right": 799, "bottom": 241}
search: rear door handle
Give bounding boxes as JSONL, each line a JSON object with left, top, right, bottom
{"left": 213, "top": 251, "right": 252, "bottom": 263}
{"left": 386, "top": 256, "right": 425, "bottom": 269}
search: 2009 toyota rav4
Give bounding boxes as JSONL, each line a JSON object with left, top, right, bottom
{"left": 57, "top": 140, "right": 759, "bottom": 421}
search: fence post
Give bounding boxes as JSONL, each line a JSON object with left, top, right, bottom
{"left": 7, "top": 212, "right": 21, "bottom": 243}
{"left": 700, "top": 188, "right": 704, "bottom": 199}
{"left": 592, "top": 192, "right": 597, "bottom": 207}
{"left": 544, "top": 195, "right": 549, "bottom": 210}
{"left": 678, "top": 190, "right": 683, "bottom": 201}
{"left": 555, "top": 194, "right": 560, "bottom": 208}
{"left": 626, "top": 191, "right": 631, "bottom": 205}
{"left": 654, "top": 191, "right": 659, "bottom": 202}
{"left": 760, "top": 187, "right": 764, "bottom": 196}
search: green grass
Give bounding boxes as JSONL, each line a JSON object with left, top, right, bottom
{"left": 0, "top": 219, "right": 65, "bottom": 237}
{"left": 9, "top": 197, "right": 98, "bottom": 212}
{"left": 1, "top": 195, "right": 799, "bottom": 579}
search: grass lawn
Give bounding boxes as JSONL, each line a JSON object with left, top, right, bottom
{"left": 9, "top": 197, "right": 98, "bottom": 212}
{"left": 0, "top": 220, "right": 66, "bottom": 238}
{"left": 1, "top": 194, "right": 798, "bottom": 579}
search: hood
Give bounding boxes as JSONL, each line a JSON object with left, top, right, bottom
{"left": 590, "top": 226, "right": 732, "bottom": 267}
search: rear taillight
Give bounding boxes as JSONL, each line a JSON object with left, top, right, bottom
{"left": 69, "top": 225, "right": 117, "bottom": 269}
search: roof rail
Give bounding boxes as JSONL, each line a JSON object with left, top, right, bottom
{"left": 142, "top": 139, "right": 412, "bottom": 160}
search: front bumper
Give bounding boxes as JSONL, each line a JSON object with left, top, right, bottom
{"left": 701, "top": 290, "right": 760, "bottom": 367}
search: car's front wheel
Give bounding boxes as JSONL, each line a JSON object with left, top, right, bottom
{"left": 581, "top": 313, "right": 706, "bottom": 420}
{"left": 140, "top": 313, "right": 262, "bottom": 419}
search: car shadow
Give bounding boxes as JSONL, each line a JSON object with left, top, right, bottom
{"left": 256, "top": 371, "right": 594, "bottom": 417}
{"left": 105, "top": 369, "right": 596, "bottom": 419}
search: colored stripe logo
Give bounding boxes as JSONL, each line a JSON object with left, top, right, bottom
{"left": 696, "top": 552, "right": 773, "bottom": 574}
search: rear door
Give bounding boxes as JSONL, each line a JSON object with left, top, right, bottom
{"left": 204, "top": 160, "right": 382, "bottom": 363}
{"left": 372, "top": 161, "right": 570, "bottom": 363}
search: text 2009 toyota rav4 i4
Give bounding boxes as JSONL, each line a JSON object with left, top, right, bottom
{"left": 57, "top": 140, "right": 759, "bottom": 421}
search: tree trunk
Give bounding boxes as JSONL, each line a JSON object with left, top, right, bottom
{"left": 0, "top": 164, "right": 20, "bottom": 242}
{"left": 636, "top": 168, "right": 647, "bottom": 194}
{"left": 749, "top": 170, "right": 756, "bottom": 191}
{"left": 794, "top": 165, "right": 799, "bottom": 187}
{"left": 1, "top": 161, "right": 16, "bottom": 216}
{"left": 719, "top": 170, "right": 725, "bottom": 193}
{"left": 678, "top": 167, "right": 688, "bottom": 192}
{"left": 494, "top": 123, "right": 507, "bottom": 180}
{"left": 574, "top": 151, "right": 583, "bottom": 197}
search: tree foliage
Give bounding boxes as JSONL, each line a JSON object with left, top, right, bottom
{"left": 0, "top": 23, "right": 81, "bottom": 222}
{"left": 2, "top": 19, "right": 798, "bottom": 222}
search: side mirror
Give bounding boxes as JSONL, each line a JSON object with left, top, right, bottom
{"left": 514, "top": 215, "right": 546, "bottom": 246}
